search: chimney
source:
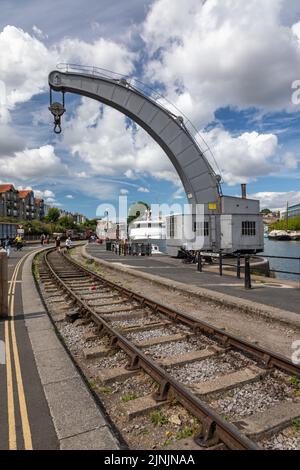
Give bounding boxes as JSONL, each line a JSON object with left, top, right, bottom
{"left": 241, "top": 184, "right": 247, "bottom": 199}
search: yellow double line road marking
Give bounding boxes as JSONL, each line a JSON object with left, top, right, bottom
{"left": 5, "top": 253, "right": 33, "bottom": 450}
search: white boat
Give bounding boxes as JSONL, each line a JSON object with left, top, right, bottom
{"left": 288, "top": 231, "right": 300, "bottom": 241}
{"left": 268, "top": 230, "right": 291, "bottom": 241}
{"left": 128, "top": 214, "right": 166, "bottom": 253}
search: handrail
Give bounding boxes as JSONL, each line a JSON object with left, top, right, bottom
{"left": 55, "top": 62, "right": 223, "bottom": 188}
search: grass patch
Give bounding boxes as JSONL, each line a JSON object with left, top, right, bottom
{"left": 88, "top": 379, "right": 98, "bottom": 390}
{"left": 292, "top": 419, "right": 300, "bottom": 432}
{"left": 176, "top": 427, "right": 194, "bottom": 440}
{"left": 150, "top": 411, "right": 168, "bottom": 427}
{"left": 121, "top": 393, "right": 138, "bottom": 403}
{"left": 290, "top": 377, "right": 300, "bottom": 388}
{"left": 99, "top": 386, "right": 113, "bottom": 394}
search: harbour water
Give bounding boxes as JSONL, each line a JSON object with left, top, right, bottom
{"left": 262, "top": 239, "right": 300, "bottom": 282}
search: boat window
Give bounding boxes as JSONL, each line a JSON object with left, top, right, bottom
{"left": 148, "top": 223, "right": 151, "bottom": 228}
{"left": 242, "top": 221, "right": 256, "bottom": 236}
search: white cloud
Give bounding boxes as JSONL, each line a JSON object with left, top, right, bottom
{"left": 200, "top": 128, "right": 295, "bottom": 185}
{"left": 57, "top": 37, "right": 136, "bottom": 75}
{"left": 0, "top": 26, "right": 54, "bottom": 110}
{"left": 142, "top": 0, "right": 300, "bottom": 126}
{"left": 120, "top": 189, "right": 129, "bottom": 195}
{"left": 34, "top": 189, "right": 55, "bottom": 199}
{"left": 0, "top": 24, "right": 136, "bottom": 120}
{"left": 0, "top": 144, "right": 66, "bottom": 180}
{"left": 138, "top": 187, "right": 150, "bottom": 193}
{"left": 282, "top": 151, "right": 298, "bottom": 169}
{"left": 62, "top": 100, "right": 176, "bottom": 183}
{"left": 250, "top": 191, "right": 300, "bottom": 211}
{"left": 32, "top": 25, "right": 48, "bottom": 40}
{"left": 66, "top": 194, "right": 74, "bottom": 199}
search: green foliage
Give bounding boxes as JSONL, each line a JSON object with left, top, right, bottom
{"left": 58, "top": 216, "right": 76, "bottom": 229}
{"left": 290, "top": 376, "right": 300, "bottom": 388}
{"left": 24, "top": 220, "right": 51, "bottom": 235}
{"left": 121, "top": 393, "right": 138, "bottom": 403}
{"left": 45, "top": 207, "right": 60, "bottom": 223}
{"left": 270, "top": 215, "right": 300, "bottom": 231}
{"left": 79, "top": 218, "right": 97, "bottom": 231}
{"left": 150, "top": 411, "right": 168, "bottom": 427}
{"left": 261, "top": 209, "right": 272, "bottom": 215}
{"left": 292, "top": 419, "right": 300, "bottom": 432}
{"left": 99, "top": 386, "right": 113, "bottom": 394}
{"left": 175, "top": 427, "right": 194, "bottom": 440}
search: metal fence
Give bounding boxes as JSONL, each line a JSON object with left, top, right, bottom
{"left": 106, "top": 241, "right": 152, "bottom": 257}
{"left": 194, "top": 252, "right": 300, "bottom": 290}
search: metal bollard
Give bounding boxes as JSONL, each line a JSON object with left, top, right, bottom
{"left": 197, "top": 252, "right": 202, "bottom": 272}
{"left": 219, "top": 250, "right": 223, "bottom": 276}
{"left": 237, "top": 254, "right": 241, "bottom": 279}
{"left": 244, "top": 255, "right": 252, "bottom": 289}
{"left": 0, "top": 251, "right": 8, "bottom": 318}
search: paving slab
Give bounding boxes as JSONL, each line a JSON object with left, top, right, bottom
{"left": 25, "top": 313, "right": 53, "bottom": 332}
{"left": 28, "top": 328, "right": 64, "bottom": 353}
{"left": 44, "top": 377, "right": 107, "bottom": 440}
{"left": 235, "top": 401, "right": 300, "bottom": 438}
{"left": 34, "top": 347, "right": 78, "bottom": 385}
{"left": 60, "top": 427, "right": 119, "bottom": 450}
{"left": 192, "top": 365, "right": 266, "bottom": 396}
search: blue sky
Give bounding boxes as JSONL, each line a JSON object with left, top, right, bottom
{"left": 0, "top": 0, "right": 300, "bottom": 218}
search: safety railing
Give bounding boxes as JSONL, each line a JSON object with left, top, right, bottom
{"left": 55, "top": 63, "right": 223, "bottom": 185}
{"left": 105, "top": 241, "right": 152, "bottom": 257}
{"left": 191, "top": 252, "right": 300, "bottom": 290}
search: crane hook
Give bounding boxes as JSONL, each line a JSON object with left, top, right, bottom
{"left": 49, "top": 89, "right": 66, "bottom": 134}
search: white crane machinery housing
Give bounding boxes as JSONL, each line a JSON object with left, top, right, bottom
{"left": 48, "top": 65, "right": 264, "bottom": 256}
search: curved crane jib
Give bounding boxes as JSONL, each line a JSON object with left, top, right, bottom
{"left": 48, "top": 70, "right": 220, "bottom": 207}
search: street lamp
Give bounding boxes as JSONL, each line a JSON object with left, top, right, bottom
{"left": 104, "top": 210, "right": 109, "bottom": 236}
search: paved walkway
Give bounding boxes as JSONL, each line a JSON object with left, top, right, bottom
{"left": 86, "top": 245, "right": 299, "bottom": 315}
{"left": 0, "top": 245, "right": 120, "bottom": 450}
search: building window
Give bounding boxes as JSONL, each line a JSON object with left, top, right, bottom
{"left": 194, "top": 221, "right": 209, "bottom": 236}
{"left": 169, "top": 216, "right": 175, "bottom": 238}
{"left": 148, "top": 223, "right": 151, "bottom": 228}
{"left": 242, "top": 221, "right": 256, "bottom": 236}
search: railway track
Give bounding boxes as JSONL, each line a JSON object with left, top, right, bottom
{"left": 36, "top": 247, "right": 300, "bottom": 451}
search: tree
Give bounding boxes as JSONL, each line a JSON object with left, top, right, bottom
{"left": 58, "top": 216, "right": 76, "bottom": 229}
{"left": 261, "top": 208, "right": 272, "bottom": 215}
{"left": 45, "top": 207, "right": 60, "bottom": 223}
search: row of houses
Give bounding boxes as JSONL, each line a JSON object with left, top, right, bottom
{"left": 59, "top": 209, "right": 87, "bottom": 224}
{"left": 0, "top": 184, "right": 45, "bottom": 221}
{"left": 0, "top": 184, "right": 87, "bottom": 224}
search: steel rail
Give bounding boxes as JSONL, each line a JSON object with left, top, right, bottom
{"left": 64, "top": 249, "right": 300, "bottom": 379}
{"left": 42, "top": 248, "right": 260, "bottom": 450}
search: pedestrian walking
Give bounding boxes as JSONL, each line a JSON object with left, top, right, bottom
{"left": 55, "top": 236, "right": 61, "bottom": 252}
{"left": 15, "top": 235, "right": 23, "bottom": 251}
{"left": 65, "top": 236, "right": 72, "bottom": 251}
{"left": 4, "top": 236, "right": 11, "bottom": 258}
{"left": 40, "top": 233, "right": 46, "bottom": 246}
